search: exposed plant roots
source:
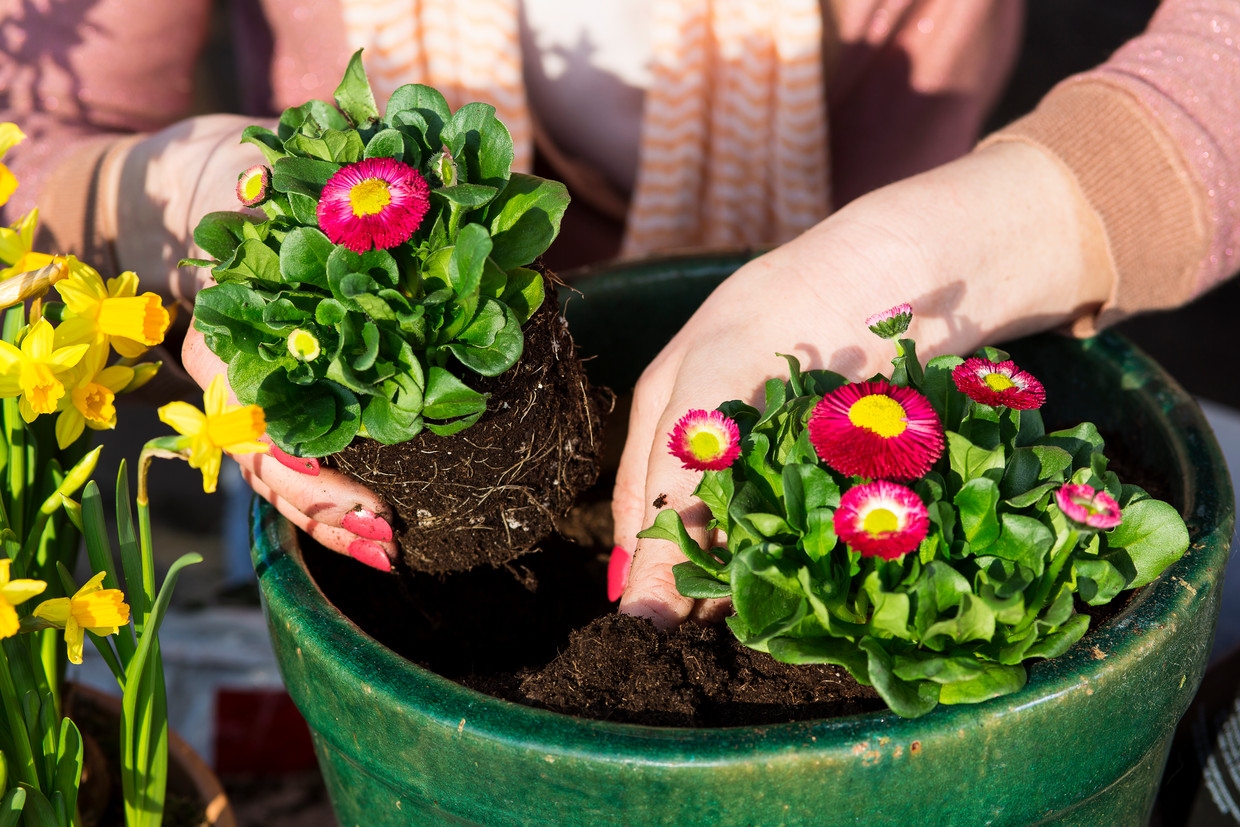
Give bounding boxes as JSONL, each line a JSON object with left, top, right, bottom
{"left": 326, "top": 277, "right": 613, "bottom": 574}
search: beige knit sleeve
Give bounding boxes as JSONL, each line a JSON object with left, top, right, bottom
{"left": 980, "top": 79, "right": 1208, "bottom": 337}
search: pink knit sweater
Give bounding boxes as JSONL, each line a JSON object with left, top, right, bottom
{"left": 0, "top": 0, "right": 1236, "bottom": 329}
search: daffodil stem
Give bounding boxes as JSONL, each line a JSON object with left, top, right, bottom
{"left": 0, "top": 640, "right": 41, "bottom": 788}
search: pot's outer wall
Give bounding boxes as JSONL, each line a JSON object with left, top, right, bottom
{"left": 253, "top": 252, "right": 1234, "bottom": 826}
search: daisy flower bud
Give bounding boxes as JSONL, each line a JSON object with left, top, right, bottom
{"left": 865, "top": 303, "right": 913, "bottom": 340}
{"left": 1055, "top": 484, "right": 1122, "bottom": 531}
{"left": 236, "top": 164, "right": 272, "bottom": 207}
{"left": 287, "top": 328, "right": 321, "bottom": 362}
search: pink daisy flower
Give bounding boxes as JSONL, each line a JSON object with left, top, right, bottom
{"left": 668, "top": 409, "right": 742, "bottom": 472}
{"left": 316, "top": 157, "right": 431, "bottom": 252}
{"left": 865, "top": 303, "right": 913, "bottom": 340}
{"left": 808, "top": 381, "right": 944, "bottom": 480}
{"left": 236, "top": 164, "right": 271, "bottom": 207}
{"left": 951, "top": 358, "right": 1046, "bottom": 410}
{"left": 834, "top": 480, "right": 929, "bottom": 560}
{"left": 1055, "top": 484, "right": 1123, "bottom": 531}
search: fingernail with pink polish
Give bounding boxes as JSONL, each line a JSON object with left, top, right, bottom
{"left": 268, "top": 443, "right": 320, "bottom": 476}
{"left": 607, "top": 545, "right": 631, "bottom": 602}
{"left": 348, "top": 539, "right": 392, "bottom": 572}
{"left": 342, "top": 507, "right": 393, "bottom": 542}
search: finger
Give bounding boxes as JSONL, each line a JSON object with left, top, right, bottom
{"left": 183, "top": 322, "right": 397, "bottom": 567}
{"left": 611, "top": 361, "right": 674, "bottom": 554}
{"left": 618, "top": 426, "right": 712, "bottom": 629}
{"left": 238, "top": 462, "right": 397, "bottom": 571}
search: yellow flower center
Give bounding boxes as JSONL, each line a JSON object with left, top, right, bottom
{"left": 22, "top": 362, "right": 62, "bottom": 414}
{"left": 287, "top": 329, "right": 321, "bottom": 361}
{"left": 863, "top": 507, "right": 900, "bottom": 536}
{"left": 73, "top": 382, "right": 116, "bottom": 425}
{"left": 349, "top": 178, "right": 392, "bottom": 217}
{"left": 97, "top": 294, "right": 169, "bottom": 345}
{"left": 205, "top": 406, "right": 266, "bottom": 448}
{"left": 848, "top": 394, "right": 908, "bottom": 438}
{"left": 983, "top": 372, "right": 1015, "bottom": 392}
{"left": 689, "top": 429, "right": 722, "bottom": 460}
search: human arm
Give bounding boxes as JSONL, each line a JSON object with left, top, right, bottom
{"left": 1, "top": 0, "right": 397, "bottom": 568}
{"left": 613, "top": 0, "right": 1240, "bottom": 626}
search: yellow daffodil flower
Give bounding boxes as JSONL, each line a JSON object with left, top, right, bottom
{"left": 158, "top": 374, "right": 269, "bottom": 493}
{"left": 33, "top": 571, "right": 130, "bottom": 665}
{"left": 0, "top": 209, "right": 56, "bottom": 280}
{"left": 0, "top": 317, "right": 90, "bottom": 422}
{"left": 55, "top": 261, "right": 170, "bottom": 358}
{"left": 54, "top": 344, "right": 136, "bottom": 449}
{"left": 0, "top": 123, "right": 25, "bottom": 208}
{"left": 0, "top": 559, "right": 47, "bottom": 640}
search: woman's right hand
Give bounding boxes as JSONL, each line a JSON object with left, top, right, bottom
{"left": 611, "top": 141, "right": 1117, "bottom": 627}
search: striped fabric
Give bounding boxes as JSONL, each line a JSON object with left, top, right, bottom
{"left": 339, "top": 0, "right": 831, "bottom": 258}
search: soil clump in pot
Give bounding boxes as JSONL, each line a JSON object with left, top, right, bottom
{"left": 325, "top": 276, "right": 612, "bottom": 575}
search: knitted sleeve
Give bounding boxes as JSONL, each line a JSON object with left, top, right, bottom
{"left": 982, "top": 0, "right": 1240, "bottom": 335}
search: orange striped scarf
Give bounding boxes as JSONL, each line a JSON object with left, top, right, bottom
{"left": 339, "top": 0, "right": 830, "bottom": 258}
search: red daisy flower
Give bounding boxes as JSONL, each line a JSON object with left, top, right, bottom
{"left": 834, "top": 480, "right": 929, "bottom": 560}
{"left": 668, "top": 409, "right": 741, "bottom": 472}
{"left": 316, "top": 157, "right": 431, "bottom": 252}
{"left": 865, "top": 302, "right": 913, "bottom": 340}
{"left": 236, "top": 164, "right": 271, "bottom": 207}
{"left": 1054, "top": 484, "right": 1123, "bottom": 530}
{"left": 951, "top": 358, "right": 1046, "bottom": 410}
{"left": 808, "top": 381, "right": 943, "bottom": 480}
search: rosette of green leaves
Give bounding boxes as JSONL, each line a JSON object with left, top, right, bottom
{"left": 640, "top": 349, "right": 1190, "bottom": 718}
{"left": 183, "top": 51, "right": 568, "bottom": 456}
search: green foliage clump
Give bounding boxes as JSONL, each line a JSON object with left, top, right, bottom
{"left": 642, "top": 342, "right": 1190, "bottom": 718}
{"left": 184, "top": 51, "right": 569, "bottom": 457}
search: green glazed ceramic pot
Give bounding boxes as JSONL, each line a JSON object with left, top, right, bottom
{"left": 252, "top": 252, "right": 1233, "bottom": 826}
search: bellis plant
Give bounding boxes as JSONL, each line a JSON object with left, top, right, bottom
{"left": 182, "top": 50, "right": 569, "bottom": 458}
{"left": 640, "top": 304, "right": 1191, "bottom": 718}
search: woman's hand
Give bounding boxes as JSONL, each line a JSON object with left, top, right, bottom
{"left": 115, "top": 115, "right": 400, "bottom": 571}
{"left": 611, "top": 141, "right": 1116, "bottom": 627}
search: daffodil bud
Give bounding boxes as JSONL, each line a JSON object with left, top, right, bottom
{"left": 40, "top": 445, "right": 102, "bottom": 515}
{"left": 122, "top": 361, "right": 162, "bottom": 394}
{"left": 287, "top": 328, "right": 321, "bottom": 362}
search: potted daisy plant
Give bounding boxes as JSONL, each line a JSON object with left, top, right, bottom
{"left": 647, "top": 302, "right": 1192, "bottom": 717}
{"left": 184, "top": 50, "right": 608, "bottom": 575}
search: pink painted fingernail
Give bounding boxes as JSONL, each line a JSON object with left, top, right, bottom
{"left": 342, "top": 507, "right": 393, "bottom": 542}
{"left": 268, "top": 443, "right": 320, "bottom": 476}
{"left": 348, "top": 539, "right": 392, "bottom": 572}
{"left": 607, "top": 545, "right": 631, "bottom": 602}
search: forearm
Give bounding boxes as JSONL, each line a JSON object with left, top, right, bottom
{"left": 983, "top": 0, "right": 1240, "bottom": 331}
